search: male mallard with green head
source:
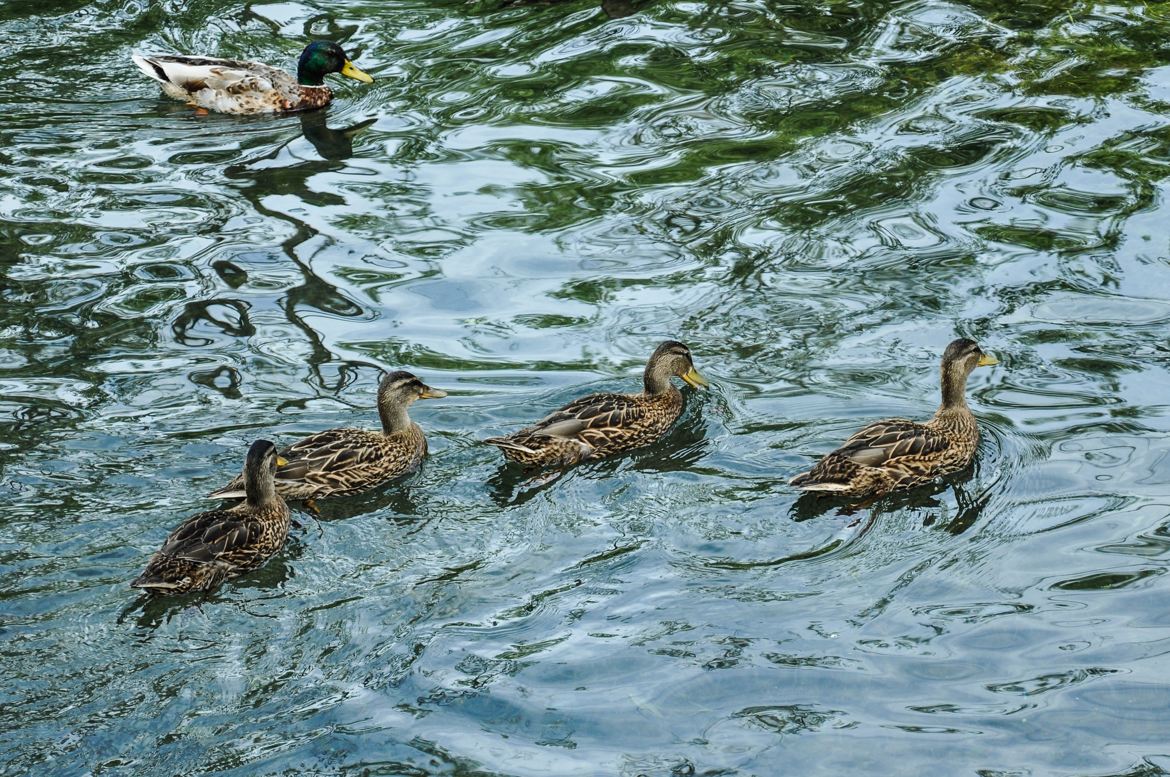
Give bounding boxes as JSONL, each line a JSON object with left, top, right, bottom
{"left": 131, "top": 439, "right": 290, "bottom": 594}
{"left": 132, "top": 40, "right": 373, "bottom": 115}
{"left": 209, "top": 371, "right": 447, "bottom": 502}
{"left": 789, "top": 338, "right": 999, "bottom": 499}
{"left": 484, "top": 340, "right": 708, "bottom": 468}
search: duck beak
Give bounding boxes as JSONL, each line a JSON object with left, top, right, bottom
{"left": 977, "top": 353, "right": 998, "bottom": 367}
{"left": 276, "top": 456, "right": 289, "bottom": 467}
{"left": 419, "top": 386, "right": 447, "bottom": 400}
{"left": 340, "top": 61, "right": 374, "bottom": 84}
{"left": 681, "top": 367, "right": 709, "bottom": 389}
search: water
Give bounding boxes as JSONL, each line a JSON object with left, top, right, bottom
{"left": 3, "top": 0, "right": 1170, "bottom": 774}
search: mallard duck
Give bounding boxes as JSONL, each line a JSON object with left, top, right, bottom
{"left": 131, "top": 440, "right": 290, "bottom": 594}
{"left": 484, "top": 340, "right": 708, "bottom": 468}
{"left": 132, "top": 40, "right": 373, "bottom": 115}
{"left": 789, "top": 338, "right": 998, "bottom": 499}
{"left": 209, "top": 371, "right": 446, "bottom": 501}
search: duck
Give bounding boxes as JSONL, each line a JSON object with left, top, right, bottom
{"left": 131, "top": 440, "right": 291, "bottom": 594}
{"left": 132, "top": 40, "right": 373, "bottom": 115}
{"left": 789, "top": 338, "right": 998, "bottom": 500}
{"left": 484, "top": 340, "right": 708, "bottom": 468}
{"left": 208, "top": 371, "right": 446, "bottom": 502}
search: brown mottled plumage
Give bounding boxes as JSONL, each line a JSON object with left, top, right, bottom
{"left": 208, "top": 372, "right": 446, "bottom": 502}
{"left": 789, "top": 338, "right": 999, "bottom": 499}
{"left": 132, "top": 41, "right": 372, "bottom": 115}
{"left": 131, "top": 440, "right": 290, "bottom": 594}
{"left": 484, "top": 341, "right": 708, "bottom": 468}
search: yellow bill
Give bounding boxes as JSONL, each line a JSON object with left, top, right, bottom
{"left": 681, "top": 367, "right": 709, "bottom": 389}
{"left": 420, "top": 387, "right": 448, "bottom": 399}
{"left": 977, "top": 353, "right": 998, "bottom": 367}
{"left": 276, "top": 456, "right": 289, "bottom": 466}
{"left": 340, "top": 60, "right": 374, "bottom": 84}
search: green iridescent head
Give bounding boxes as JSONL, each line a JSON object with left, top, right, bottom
{"left": 296, "top": 41, "right": 374, "bottom": 87}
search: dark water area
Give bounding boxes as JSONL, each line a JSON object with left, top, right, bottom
{"left": 3, "top": 1, "right": 1170, "bottom": 774}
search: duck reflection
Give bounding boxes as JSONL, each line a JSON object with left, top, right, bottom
{"left": 221, "top": 133, "right": 375, "bottom": 388}
{"left": 298, "top": 111, "right": 376, "bottom": 161}
{"left": 486, "top": 461, "right": 566, "bottom": 507}
{"left": 171, "top": 298, "right": 254, "bottom": 347}
{"left": 296, "top": 476, "right": 427, "bottom": 522}
{"left": 789, "top": 465, "right": 989, "bottom": 536}
{"left": 119, "top": 545, "right": 303, "bottom": 628}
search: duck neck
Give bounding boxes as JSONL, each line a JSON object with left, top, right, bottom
{"left": 939, "top": 364, "right": 971, "bottom": 414}
{"left": 643, "top": 364, "right": 673, "bottom": 396}
{"left": 245, "top": 469, "right": 277, "bottom": 507}
{"left": 379, "top": 402, "right": 412, "bottom": 434}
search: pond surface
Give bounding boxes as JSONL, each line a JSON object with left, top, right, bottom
{"left": 3, "top": 0, "right": 1170, "bottom": 774}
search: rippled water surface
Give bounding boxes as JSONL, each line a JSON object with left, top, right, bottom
{"left": 4, "top": 1, "right": 1170, "bottom": 774}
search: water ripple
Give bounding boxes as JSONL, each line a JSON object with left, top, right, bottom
{"left": 4, "top": 0, "right": 1170, "bottom": 775}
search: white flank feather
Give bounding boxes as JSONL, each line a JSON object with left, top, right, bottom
{"left": 132, "top": 53, "right": 283, "bottom": 113}
{"left": 792, "top": 481, "right": 853, "bottom": 492}
{"left": 134, "top": 55, "right": 273, "bottom": 92}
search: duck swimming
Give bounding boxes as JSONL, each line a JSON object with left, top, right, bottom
{"left": 485, "top": 340, "right": 708, "bottom": 469}
{"left": 131, "top": 440, "right": 291, "bottom": 594}
{"left": 789, "top": 338, "right": 998, "bottom": 500}
{"left": 132, "top": 40, "right": 373, "bottom": 115}
{"left": 209, "top": 371, "right": 446, "bottom": 502}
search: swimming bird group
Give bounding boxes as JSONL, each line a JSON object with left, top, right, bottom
{"left": 131, "top": 338, "right": 998, "bottom": 595}
{"left": 127, "top": 40, "right": 999, "bottom": 595}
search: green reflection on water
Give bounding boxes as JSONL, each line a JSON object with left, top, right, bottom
{"left": 3, "top": 1, "right": 1170, "bottom": 775}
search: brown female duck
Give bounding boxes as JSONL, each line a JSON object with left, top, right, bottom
{"left": 209, "top": 371, "right": 446, "bottom": 502}
{"left": 131, "top": 439, "right": 290, "bottom": 594}
{"left": 789, "top": 338, "right": 998, "bottom": 499}
{"left": 484, "top": 340, "right": 708, "bottom": 468}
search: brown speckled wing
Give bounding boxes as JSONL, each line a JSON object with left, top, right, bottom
{"left": 157, "top": 509, "right": 261, "bottom": 564}
{"left": 276, "top": 426, "right": 423, "bottom": 497}
{"left": 504, "top": 389, "right": 682, "bottom": 461}
{"left": 834, "top": 419, "right": 952, "bottom": 467}
{"left": 533, "top": 392, "right": 667, "bottom": 435}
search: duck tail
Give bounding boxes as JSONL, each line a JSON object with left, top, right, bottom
{"left": 130, "top": 572, "right": 184, "bottom": 591}
{"left": 207, "top": 476, "right": 246, "bottom": 500}
{"left": 132, "top": 54, "right": 170, "bottom": 84}
{"left": 482, "top": 437, "right": 536, "bottom": 455}
{"left": 788, "top": 471, "right": 852, "bottom": 492}
{"left": 788, "top": 470, "right": 812, "bottom": 488}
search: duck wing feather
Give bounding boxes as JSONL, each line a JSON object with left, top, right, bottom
{"left": 156, "top": 508, "right": 265, "bottom": 565}
{"left": 832, "top": 418, "right": 952, "bottom": 467}
{"left": 133, "top": 55, "right": 286, "bottom": 92}
{"left": 530, "top": 392, "right": 653, "bottom": 436}
{"left": 278, "top": 428, "right": 400, "bottom": 487}
{"left": 209, "top": 428, "right": 412, "bottom": 499}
